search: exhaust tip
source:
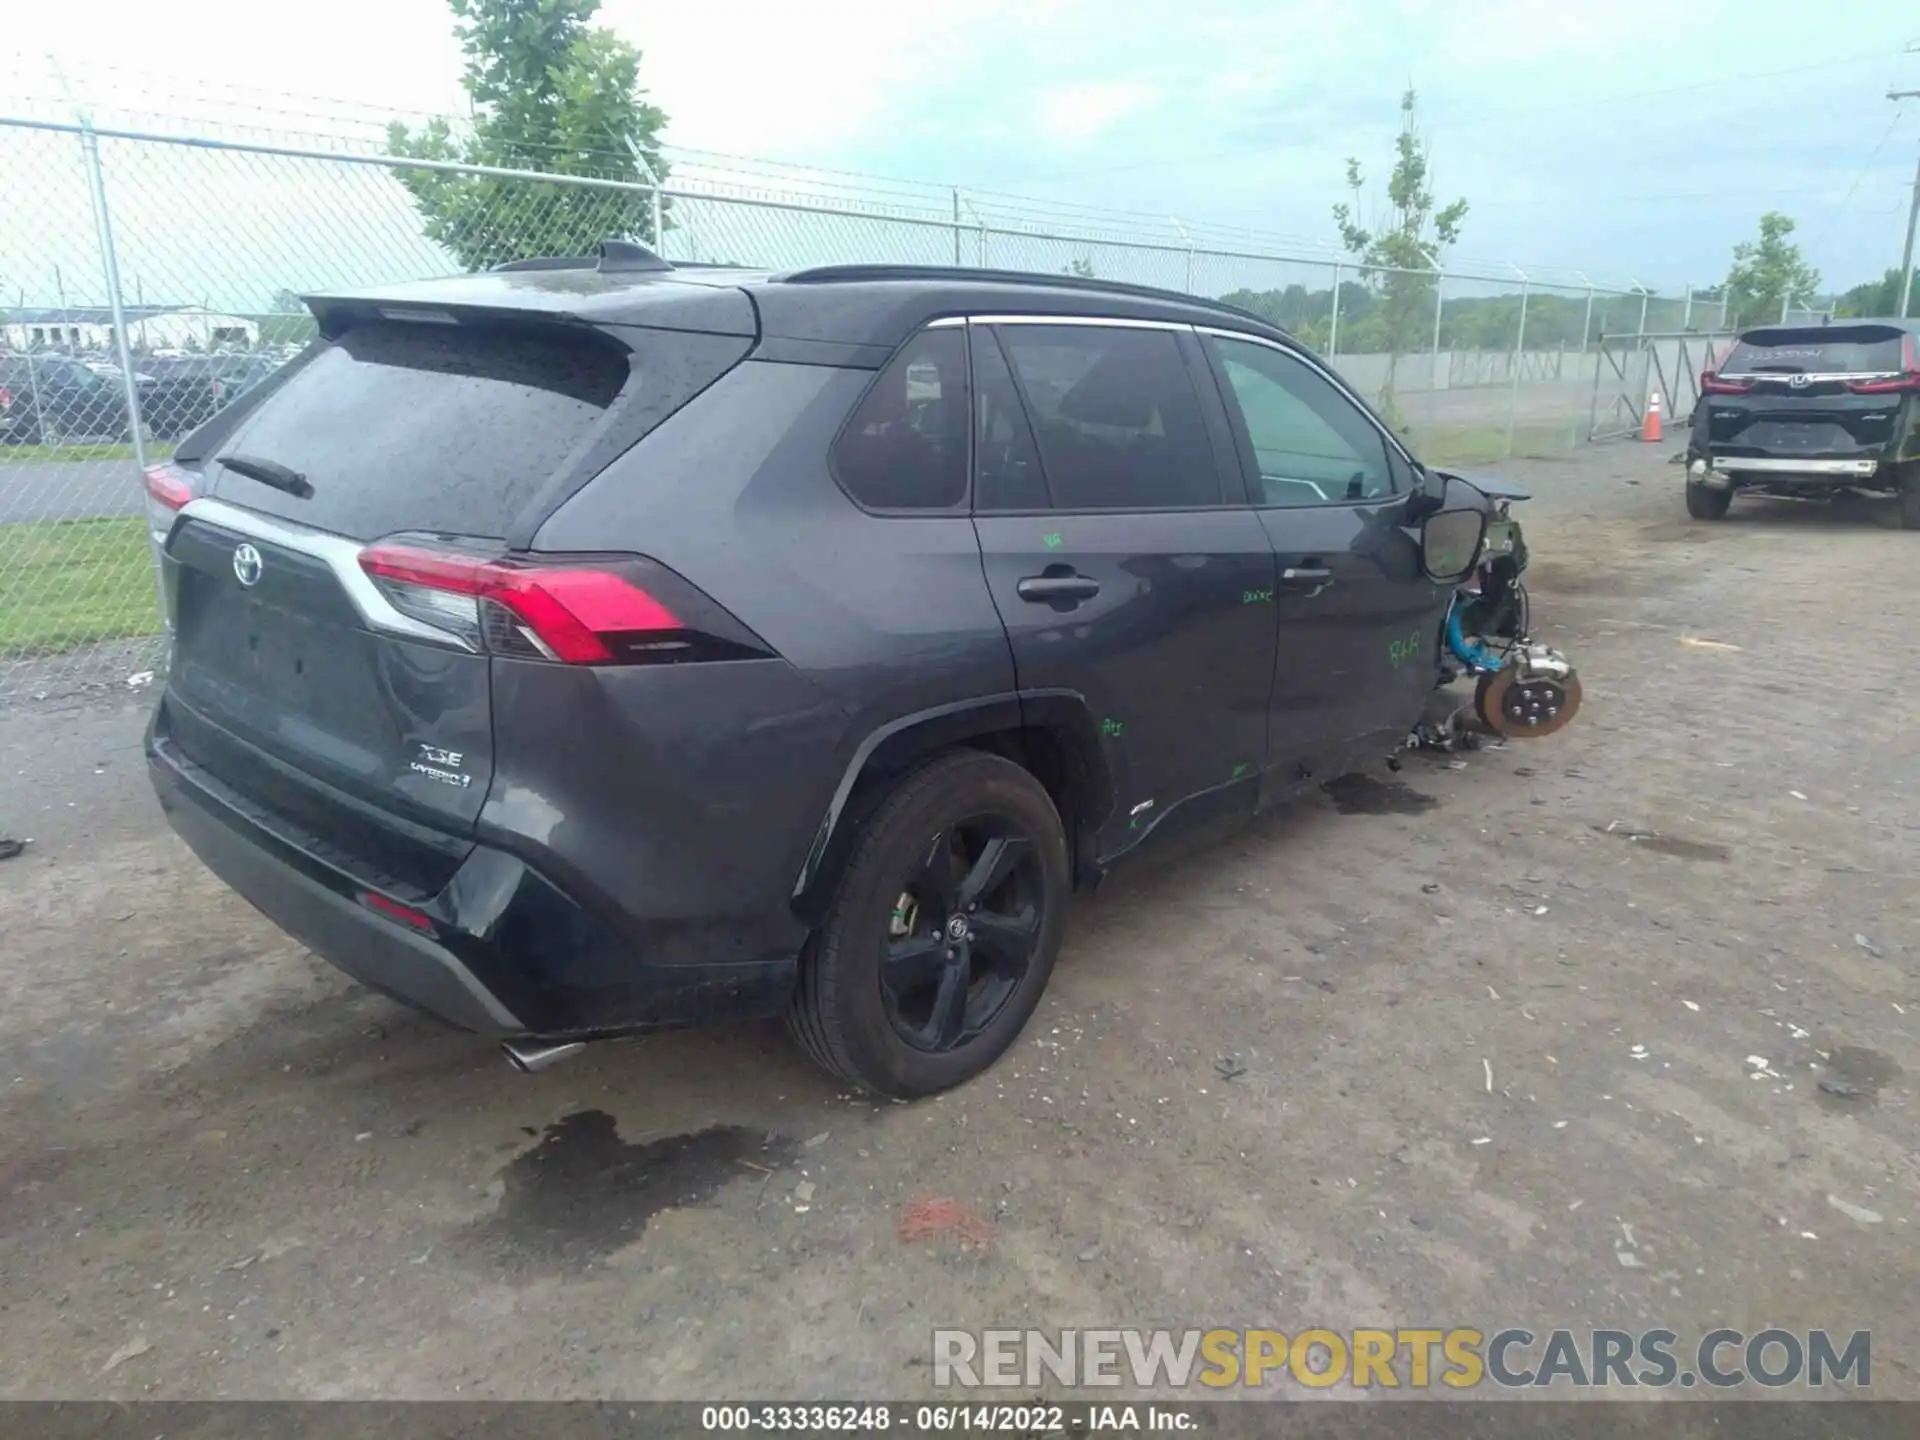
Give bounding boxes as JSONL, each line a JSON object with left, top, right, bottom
{"left": 501, "top": 1039, "right": 586, "bottom": 1074}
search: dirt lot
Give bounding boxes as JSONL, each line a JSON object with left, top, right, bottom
{"left": 0, "top": 443, "right": 1913, "bottom": 1402}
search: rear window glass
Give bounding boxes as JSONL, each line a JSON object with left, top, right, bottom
{"left": 206, "top": 320, "right": 629, "bottom": 538}
{"left": 1723, "top": 329, "right": 1908, "bottom": 376}
{"left": 831, "top": 327, "right": 969, "bottom": 510}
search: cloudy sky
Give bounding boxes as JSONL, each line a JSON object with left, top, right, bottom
{"left": 7, "top": 0, "right": 1919, "bottom": 294}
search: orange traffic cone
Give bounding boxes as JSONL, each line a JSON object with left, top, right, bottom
{"left": 1641, "top": 391, "right": 1663, "bottom": 443}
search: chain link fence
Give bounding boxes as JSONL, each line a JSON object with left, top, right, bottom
{"left": 0, "top": 112, "right": 1747, "bottom": 707}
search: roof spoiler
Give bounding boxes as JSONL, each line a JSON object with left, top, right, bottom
{"left": 491, "top": 239, "right": 672, "bottom": 275}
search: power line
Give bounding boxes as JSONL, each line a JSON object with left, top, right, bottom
{"left": 964, "top": 45, "right": 1909, "bottom": 190}
{"left": 1804, "top": 110, "right": 1908, "bottom": 256}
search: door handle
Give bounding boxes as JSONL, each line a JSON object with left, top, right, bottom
{"left": 1017, "top": 573, "right": 1101, "bottom": 603}
{"left": 1281, "top": 565, "right": 1335, "bottom": 595}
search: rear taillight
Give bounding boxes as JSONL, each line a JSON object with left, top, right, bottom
{"left": 144, "top": 462, "right": 193, "bottom": 511}
{"left": 1700, "top": 371, "right": 1751, "bottom": 395}
{"left": 144, "top": 461, "right": 194, "bottom": 544}
{"left": 0, "top": 386, "right": 13, "bottom": 410}
{"left": 357, "top": 542, "right": 762, "bottom": 666}
{"left": 1845, "top": 335, "right": 1920, "bottom": 394}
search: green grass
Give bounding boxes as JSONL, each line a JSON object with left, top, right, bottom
{"left": 0, "top": 516, "right": 163, "bottom": 657}
{"left": 0, "top": 441, "right": 173, "bottom": 465}
{"left": 1413, "top": 424, "right": 1579, "bottom": 467}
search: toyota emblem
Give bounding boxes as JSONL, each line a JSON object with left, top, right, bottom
{"left": 945, "top": 914, "right": 969, "bottom": 943}
{"left": 232, "top": 543, "right": 264, "bottom": 588}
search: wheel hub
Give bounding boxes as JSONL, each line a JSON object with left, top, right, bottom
{"left": 1474, "top": 645, "right": 1583, "bottom": 739}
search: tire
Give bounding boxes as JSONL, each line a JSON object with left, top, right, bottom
{"left": 1685, "top": 480, "right": 1732, "bottom": 521}
{"left": 786, "top": 749, "right": 1070, "bottom": 1098}
{"left": 1897, "top": 464, "right": 1920, "bottom": 532}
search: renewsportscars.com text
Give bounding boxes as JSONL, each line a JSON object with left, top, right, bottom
{"left": 933, "top": 1327, "right": 1870, "bottom": 1391}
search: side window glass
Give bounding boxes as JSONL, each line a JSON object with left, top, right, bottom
{"left": 1209, "top": 336, "right": 1394, "bottom": 507}
{"left": 973, "top": 328, "right": 1050, "bottom": 511}
{"left": 831, "top": 327, "right": 968, "bottom": 511}
{"left": 997, "top": 325, "right": 1222, "bottom": 510}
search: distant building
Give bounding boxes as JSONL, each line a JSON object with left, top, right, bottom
{"left": 0, "top": 304, "right": 260, "bottom": 354}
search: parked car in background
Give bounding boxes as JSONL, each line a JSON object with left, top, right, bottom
{"left": 1686, "top": 319, "right": 1920, "bottom": 527}
{"left": 144, "top": 247, "right": 1491, "bottom": 1096}
{"left": 0, "top": 354, "right": 149, "bottom": 444}
{"left": 141, "top": 353, "right": 287, "bottom": 439}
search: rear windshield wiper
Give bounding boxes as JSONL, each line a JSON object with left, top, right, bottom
{"left": 218, "top": 453, "right": 313, "bottom": 499}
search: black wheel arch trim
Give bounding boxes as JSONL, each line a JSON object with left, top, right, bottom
{"left": 790, "top": 689, "right": 1117, "bottom": 908}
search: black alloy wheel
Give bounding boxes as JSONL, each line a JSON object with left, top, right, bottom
{"left": 878, "top": 819, "right": 1045, "bottom": 1053}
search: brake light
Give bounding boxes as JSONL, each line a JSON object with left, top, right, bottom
{"left": 144, "top": 462, "right": 193, "bottom": 511}
{"left": 1845, "top": 374, "right": 1920, "bottom": 394}
{"left": 358, "top": 544, "right": 681, "bottom": 664}
{"left": 1700, "top": 371, "right": 1751, "bottom": 395}
{"left": 361, "top": 891, "right": 433, "bottom": 932}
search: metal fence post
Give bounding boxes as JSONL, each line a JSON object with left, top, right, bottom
{"left": 1580, "top": 284, "right": 1594, "bottom": 356}
{"left": 1430, "top": 273, "right": 1444, "bottom": 390}
{"left": 77, "top": 116, "right": 164, "bottom": 631}
{"left": 951, "top": 188, "right": 963, "bottom": 266}
{"left": 1506, "top": 272, "right": 1530, "bottom": 458}
{"left": 1329, "top": 262, "right": 1343, "bottom": 357}
{"left": 1682, "top": 283, "right": 1694, "bottom": 331}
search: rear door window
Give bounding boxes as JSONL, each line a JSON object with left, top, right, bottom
{"left": 831, "top": 327, "right": 970, "bottom": 511}
{"left": 996, "top": 325, "right": 1223, "bottom": 510}
{"left": 1722, "top": 327, "right": 1910, "bottom": 376}
{"left": 204, "top": 319, "right": 631, "bottom": 539}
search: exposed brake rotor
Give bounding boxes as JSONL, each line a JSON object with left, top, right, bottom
{"left": 1474, "top": 644, "right": 1583, "bottom": 739}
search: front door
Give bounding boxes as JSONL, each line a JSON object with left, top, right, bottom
{"left": 970, "top": 320, "right": 1276, "bottom": 856}
{"left": 1199, "top": 331, "right": 1447, "bottom": 785}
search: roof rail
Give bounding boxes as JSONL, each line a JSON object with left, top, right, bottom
{"left": 775, "top": 263, "right": 1287, "bottom": 333}
{"left": 491, "top": 254, "right": 598, "bottom": 273}
{"left": 489, "top": 239, "right": 673, "bottom": 276}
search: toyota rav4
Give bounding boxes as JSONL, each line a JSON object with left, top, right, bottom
{"left": 145, "top": 245, "right": 1489, "bottom": 1096}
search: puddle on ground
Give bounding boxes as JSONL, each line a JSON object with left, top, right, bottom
{"left": 469, "top": 1111, "right": 793, "bottom": 1266}
{"left": 1813, "top": 1047, "right": 1899, "bottom": 1114}
{"left": 1593, "top": 825, "right": 1731, "bottom": 862}
{"left": 1323, "top": 773, "right": 1438, "bottom": 816}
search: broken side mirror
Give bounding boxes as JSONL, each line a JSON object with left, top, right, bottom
{"left": 1421, "top": 507, "right": 1487, "bottom": 584}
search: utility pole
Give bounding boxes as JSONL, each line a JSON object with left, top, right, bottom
{"left": 1892, "top": 89, "right": 1920, "bottom": 319}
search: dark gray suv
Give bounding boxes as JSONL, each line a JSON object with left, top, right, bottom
{"left": 144, "top": 245, "right": 1488, "bottom": 1096}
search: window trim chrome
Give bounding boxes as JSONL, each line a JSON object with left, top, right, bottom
{"left": 174, "top": 497, "right": 477, "bottom": 651}
{"left": 954, "top": 313, "right": 1191, "bottom": 332}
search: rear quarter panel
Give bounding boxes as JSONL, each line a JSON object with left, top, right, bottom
{"left": 530, "top": 359, "right": 1018, "bottom": 921}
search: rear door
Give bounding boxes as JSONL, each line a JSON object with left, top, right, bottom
{"left": 1199, "top": 330, "right": 1441, "bottom": 780}
{"left": 971, "top": 319, "right": 1276, "bottom": 854}
{"left": 1706, "top": 325, "right": 1919, "bottom": 462}
{"left": 161, "top": 314, "right": 742, "bottom": 851}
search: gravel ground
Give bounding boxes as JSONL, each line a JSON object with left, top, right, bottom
{"left": 0, "top": 442, "right": 1913, "bottom": 1402}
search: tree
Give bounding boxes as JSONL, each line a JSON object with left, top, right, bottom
{"left": 1724, "top": 212, "right": 1820, "bottom": 329}
{"left": 267, "top": 288, "right": 303, "bottom": 313}
{"left": 389, "top": 0, "right": 669, "bottom": 271}
{"left": 1834, "top": 267, "right": 1919, "bottom": 319}
{"left": 1331, "top": 89, "right": 1468, "bottom": 425}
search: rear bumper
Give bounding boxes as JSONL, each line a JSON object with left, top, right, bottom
{"left": 1714, "top": 456, "right": 1883, "bottom": 479}
{"left": 147, "top": 707, "right": 798, "bottom": 1039}
{"left": 1687, "top": 451, "right": 1894, "bottom": 490}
